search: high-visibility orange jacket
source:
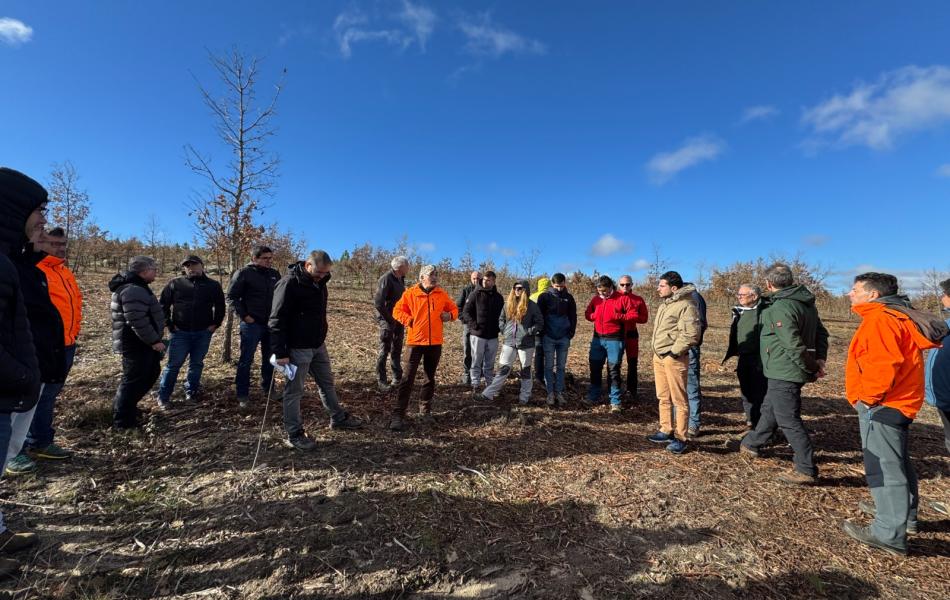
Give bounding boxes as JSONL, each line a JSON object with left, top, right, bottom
{"left": 393, "top": 284, "right": 458, "bottom": 346}
{"left": 38, "top": 255, "right": 83, "bottom": 346}
{"left": 846, "top": 302, "right": 940, "bottom": 419}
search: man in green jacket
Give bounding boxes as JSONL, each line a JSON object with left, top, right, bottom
{"left": 740, "top": 264, "right": 829, "bottom": 485}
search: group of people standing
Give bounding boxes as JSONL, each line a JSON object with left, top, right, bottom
{"left": 1, "top": 165, "right": 949, "bottom": 575}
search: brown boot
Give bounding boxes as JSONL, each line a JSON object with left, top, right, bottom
{"left": 776, "top": 470, "right": 817, "bottom": 486}
{"left": 0, "top": 557, "right": 20, "bottom": 580}
{"left": 0, "top": 529, "right": 37, "bottom": 553}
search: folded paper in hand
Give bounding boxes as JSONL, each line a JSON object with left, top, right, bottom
{"left": 269, "top": 354, "right": 297, "bottom": 381}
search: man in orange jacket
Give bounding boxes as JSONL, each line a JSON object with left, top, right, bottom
{"left": 841, "top": 272, "right": 943, "bottom": 556}
{"left": 15, "top": 227, "right": 81, "bottom": 468}
{"left": 389, "top": 265, "right": 457, "bottom": 431}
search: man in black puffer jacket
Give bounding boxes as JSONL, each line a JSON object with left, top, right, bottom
{"left": 0, "top": 167, "right": 45, "bottom": 571}
{"left": 156, "top": 255, "right": 225, "bottom": 407}
{"left": 462, "top": 271, "right": 505, "bottom": 389}
{"left": 270, "top": 251, "right": 362, "bottom": 451}
{"left": 109, "top": 256, "right": 166, "bottom": 429}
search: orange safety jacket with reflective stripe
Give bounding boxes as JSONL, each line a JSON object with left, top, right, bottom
{"left": 845, "top": 302, "right": 940, "bottom": 419}
{"left": 393, "top": 284, "right": 458, "bottom": 346}
{"left": 38, "top": 255, "right": 83, "bottom": 346}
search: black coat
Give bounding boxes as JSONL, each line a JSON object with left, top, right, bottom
{"left": 463, "top": 286, "right": 505, "bottom": 339}
{"left": 227, "top": 263, "right": 281, "bottom": 323}
{"left": 13, "top": 244, "right": 66, "bottom": 383}
{"left": 269, "top": 262, "right": 330, "bottom": 359}
{"left": 373, "top": 270, "right": 405, "bottom": 327}
{"left": 110, "top": 272, "right": 165, "bottom": 353}
{"left": 0, "top": 167, "right": 45, "bottom": 412}
{"left": 160, "top": 274, "right": 226, "bottom": 332}
{"left": 456, "top": 283, "right": 476, "bottom": 319}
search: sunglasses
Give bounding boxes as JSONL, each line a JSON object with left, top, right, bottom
{"left": 619, "top": 283, "right": 632, "bottom": 287}
{"left": 514, "top": 286, "right": 524, "bottom": 291}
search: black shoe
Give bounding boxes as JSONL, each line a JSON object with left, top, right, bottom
{"left": 330, "top": 412, "right": 363, "bottom": 430}
{"left": 841, "top": 520, "right": 907, "bottom": 556}
{"left": 284, "top": 433, "right": 318, "bottom": 451}
{"left": 389, "top": 415, "right": 406, "bottom": 431}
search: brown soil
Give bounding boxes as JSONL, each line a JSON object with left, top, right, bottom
{"left": 1, "top": 273, "right": 948, "bottom": 599}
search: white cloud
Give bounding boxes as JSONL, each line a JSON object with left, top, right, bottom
{"left": 802, "top": 65, "right": 950, "bottom": 150}
{"left": 645, "top": 136, "right": 726, "bottom": 184}
{"left": 739, "top": 105, "right": 779, "bottom": 124}
{"left": 333, "top": 7, "right": 424, "bottom": 59}
{"left": 483, "top": 241, "right": 517, "bottom": 257}
{"left": 398, "top": 0, "right": 436, "bottom": 52}
{"left": 0, "top": 17, "right": 32, "bottom": 46}
{"left": 631, "top": 258, "right": 650, "bottom": 271}
{"left": 458, "top": 13, "right": 545, "bottom": 58}
{"left": 591, "top": 234, "right": 632, "bottom": 257}
{"left": 936, "top": 163, "right": 950, "bottom": 178}
{"left": 417, "top": 242, "right": 436, "bottom": 253}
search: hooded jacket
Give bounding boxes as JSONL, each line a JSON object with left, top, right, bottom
{"left": 456, "top": 281, "right": 478, "bottom": 322}
{"left": 537, "top": 286, "right": 577, "bottom": 340}
{"left": 268, "top": 262, "right": 330, "bottom": 359}
{"left": 759, "top": 284, "right": 829, "bottom": 384}
{"left": 846, "top": 299, "right": 942, "bottom": 420}
{"left": 530, "top": 277, "right": 550, "bottom": 302}
{"left": 14, "top": 243, "right": 66, "bottom": 383}
{"left": 0, "top": 168, "right": 43, "bottom": 412}
{"left": 925, "top": 309, "right": 950, "bottom": 411}
{"left": 463, "top": 285, "right": 505, "bottom": 339}
{"left": 651, "top": 283, "right": 702, "bottom": 357}
{"left": 159, "top": 273, "right": 225, "bottom": 332}
{"left": 38, "top": 254, "right": 83, "bottom": 345}
{"left": 499, "top": 281, "right": 544, "bottom": 349}
{"left": 110, "top": 271, "right": 165, "bottom": 353}
{"left": 585, "top": 290, "right": 642, "bottom": 340}
{"left": 722, "top": 299, "right": 768, "bottom": 364}
{"left": 393, "top": 284, "right": 458, "bottom": 346}
{"left": 227, "top": 263, "right": 281, "bottom": 323}
{"left": 374, "top": 269, "right": 406, "bottom": 328}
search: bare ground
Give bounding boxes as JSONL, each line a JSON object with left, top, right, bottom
{"left": 1, "top": 273, "right": 948, "bottom": 599}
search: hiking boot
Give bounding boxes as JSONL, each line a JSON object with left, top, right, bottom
{"left": 389, "top": 415, "right": 406, "bottom": 431}
{"left": 580, "top": 397, "right": 595, "bottom": 409}
{"left": 738, "top": 444, "right": 760, "bottom": 459}
{"left": 284, "top": 433, "right": 318, "bottom": 451}
{"left": 546, "top": 393, "right": 556, "bottom": 407}
{"left": 666, "top": 439, "right": 687, "bottom": 454}
{"left": 184, "top": 390, "right": 200, "bottom": 403}
{"left": 776, "top": 470, "right": 817, "bottom": 486}
{"left": 418, "top": 412, "right": 435, "bottom": 426}
{"left": 609, "top": 404, "right": 622, "bottom": 414}
{"left": 32, "top": 443, "right": 72, "bottom": 460}
{"left": 4, "top": 454, "right": 36, "bottom": 476}
{"left": 930, "top": 500, "right": 949, "bottom": 516}
{"left": 647, "top": 432, "right": 673, "bottom": 444}
{"left": 0, "top": 557, "right": 20, "bottom": 580}
{"left": 687, "top": 426, "right": 700, "bottom": 438}
{"left": 330, "top": 412, "right": 363, "bottom": 430}
{"left": 858, "top": 500, "right": 918, "bottom": 534}
{"left": 841, "top": 520, "right": 907, "bottom": 556}
{"left": 377, "top": 380, "right": 392, "bottom": 393}
{"left": 237, "top": 396, "right": 250, "bottom": 410}
{"left": 0, "top": 529, "right": 37, "bottom": 553}
{"left": 556, "top": 392, "right": 567, "bottom": 407}
{"left": 157, "top": 398, "right": 173, "bottom": 411}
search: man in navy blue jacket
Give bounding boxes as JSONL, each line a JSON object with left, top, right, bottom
{"left": 925, "top": 278, "right": 950, "bottom": 517}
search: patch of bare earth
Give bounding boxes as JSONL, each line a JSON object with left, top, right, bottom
{"left": 1, "top": 273, "right": 947, "bottom": 599}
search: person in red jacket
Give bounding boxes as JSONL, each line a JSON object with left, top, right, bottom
{"left": 617, "top": 275, "right": 649, "bottom": 403}
{"left": 583, "top": 275, "right": 639, "bottom": 412}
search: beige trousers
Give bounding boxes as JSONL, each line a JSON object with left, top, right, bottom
{"left": 653, "top": 353, "right": 689, "bottom": 441}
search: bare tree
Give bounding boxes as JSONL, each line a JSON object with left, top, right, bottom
{"left": 519, "top": 247, "right": 542, "bottom": 280}
{"left": 47, "top": 161, "right": 91, "bottom": 263}
{"left": 186, "top": 48, "right": 285, "bottom": 362}
{"left": 646, "top": 243, "right": 669, "bottom": 287}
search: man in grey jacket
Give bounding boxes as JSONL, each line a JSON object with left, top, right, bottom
{"left": 109, "top": 256, "right": 165, "bottom": 429}
{"left": 374, "top": 256, "right": 408, "bottom": 391}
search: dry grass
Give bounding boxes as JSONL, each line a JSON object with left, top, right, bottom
{"left": 1, "top": 273, "right": 947, "bottom": 599}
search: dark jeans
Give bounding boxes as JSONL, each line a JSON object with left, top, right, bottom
{"left": 534, "top": 339, "right": 545, "bottom": 384}
{"left": 235, "top": 321, "right": 273, "bottom": 397}
{"left": 113, "top": 345, "right": 162, "bottom": 428}
{"left": 376, "top": 323, "right": 404, "bottom": 384}
{"left": 158, "top": 330, "right": 213, "bottom": 401}
{"left": 461, "top": 325, "right": 473, "bottom": 378}
{"left": 623, "top": 352, "right": 639, "bottom": 399}
{"left": 588, "top": 337, "right": 624, "bottom": 406}
{"left": 395, "top": 345, "right": 442, "bottom": 416}
{"left": 736, "top": 355, "right": 767, "bottom": 428}
{"left": 743, "top": 378, "right": 816, "bottom": 477}
{"left": 26, "top": 343, "right": 76, "bottom": 449}
{"left": 687, "top": 346, "right": 702, "bottom": 428}
{"left": 940, "top": 408, "right": 950, "bottom": 454}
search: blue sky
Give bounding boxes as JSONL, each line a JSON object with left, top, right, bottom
{"left": 2, "top": 1, "right": 949, "bottom": 290}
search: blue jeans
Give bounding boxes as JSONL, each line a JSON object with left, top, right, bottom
{"left": 587, "top": 337, "right": 624, "bottom": 406}
{"left": 542, "top": 336, "right": 571, "bottom": 394}
{"left": 158, "top": 330, "right": 213, "bottom": 401}
{"left": 235, "top": 321, "right": 273, "bottom": 397}
{"left": 27, "top": 344, "right": 76, "bottom": 449}
{"left": 687, "top": 346, "right": 702, "bottom": 428}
